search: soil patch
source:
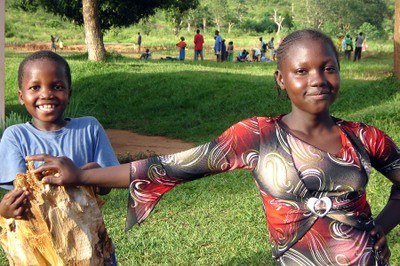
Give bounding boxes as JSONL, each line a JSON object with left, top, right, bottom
{"left": 105, "top": 129, "right": 195, "bottom": 157}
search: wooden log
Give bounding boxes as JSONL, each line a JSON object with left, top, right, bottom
{"left": 0, "top": 162, "right": 113, "bottom": 265}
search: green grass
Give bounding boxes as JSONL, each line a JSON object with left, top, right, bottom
{"left": 0, "top": 48, "right": 399, "bottom": 265}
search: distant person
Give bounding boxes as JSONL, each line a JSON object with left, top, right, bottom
{"left": 193, "top": 29, "right": 204, "bottom": 61}
{"left": 176, "top": 36, "right": 187, "bottom": 61}
{"left": 259, "top": 37, "right": 266, "bottom": 58}
{"left": 337, "top": 34, "right": 344, "bottom": 52}
{"left": 227, "top": 41, "right": 234, "bottom": 62}
{"left": 344, "top": 34, "right": 353, "bottom": 60}
{"left": 140, "top": 49, "right": 151, "bottom": 60}
{"left": 354, "top": 32, "right": 364, "bottom": 61}
{"left": 251, "top": 48, "right": 261, "bottom": 62}
{"left": 58, "top": 38, "right": 64, "bottom": 50}
{"left": 236, "top": 49, "right": 249, "bottom": 62}
{"left": 137, "top": 32, "right": 142, "bottom": 52}
{"left": 221, "top": 39, "right": 227, "bottom": 62}
{"left": 50, "top": 35, "right": 57, "bottom": 52}
{"left": 268, "top": 37, "right": 275, "bottom": 61}
{"left": 214, "top": 30, "right": 223, "bottom": 62}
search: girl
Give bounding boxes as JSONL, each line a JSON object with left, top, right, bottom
{"left": 29, "top": 29, "right": 398, "bottom": 265}
{"left": 227, "top": 41, "right": 234, "bottom": 62}
{"left": 176, "top": 36, "right": 187, "bottom": 61}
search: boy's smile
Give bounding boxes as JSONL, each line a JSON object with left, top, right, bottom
{"left": 18, "top": 58, "right": 71, "bottom": 131}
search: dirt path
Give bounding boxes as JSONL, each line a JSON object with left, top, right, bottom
{"left": 105, "top": 129, "right": 195, "bottom": 156}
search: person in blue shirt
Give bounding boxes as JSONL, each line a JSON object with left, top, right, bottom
{"left": 0, "top": 50, "right": 119, "bottom": 265}
{"left": 214, "top": 30, "right": 223, "bottom": 62}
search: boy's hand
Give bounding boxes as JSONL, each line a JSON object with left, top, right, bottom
{"left": 0, "top": 188, "right": 30, "bottom": 219}
{"left": 370, "top": 224, "right": 391, "bottom": 264}
{"left": 26, "top": 154, "right": 82, "bottom": 186}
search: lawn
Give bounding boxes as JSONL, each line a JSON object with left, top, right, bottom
{"left": 0, "top": 49, "right": 399, "bottom": 265}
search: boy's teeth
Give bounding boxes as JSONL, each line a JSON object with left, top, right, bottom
{"left": 38, "top": 105, "right": 55, "bottom": 111}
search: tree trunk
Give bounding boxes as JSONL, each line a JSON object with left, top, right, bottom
{"left": 203, "top": 17, "right": 207, "bottom": 32}
{"left": 0, "top": 162, "right": 112, "bottom": 265}
{"left": 82, "top": 0, "right": 106, "bottom": 62}
{"left": 395, "top": 0, "right": 400, "bottom": 79}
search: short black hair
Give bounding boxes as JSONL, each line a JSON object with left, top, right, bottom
{"left": 18, "top": 50, "right": 71, "bottom": 90}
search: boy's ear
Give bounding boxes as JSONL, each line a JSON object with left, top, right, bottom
{"left": 274, "top": 70, "right": 285, "bottom": 90}
{"left": 18, "top": 89, "right": 25, "bottom": 105}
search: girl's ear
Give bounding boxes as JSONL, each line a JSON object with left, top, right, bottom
{"left": 274, "top": 70, "right": 285, "bottom": 90}
{"left": 18, "top": 89, "right": 25, "bottom": 105}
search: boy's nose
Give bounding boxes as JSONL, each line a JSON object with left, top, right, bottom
{"left": 40, "top": 87, "right": 54, "bottom": 98}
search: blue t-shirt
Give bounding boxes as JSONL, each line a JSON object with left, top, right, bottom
{"left": 214, "top": 35, "right": 222, "bottom": 52}
{"left": 0, "top": 116, "right": 119, "bottom": 190}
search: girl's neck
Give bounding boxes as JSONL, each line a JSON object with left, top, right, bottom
{"left": 282, "top": 112, "right": 335, "bottom": 134}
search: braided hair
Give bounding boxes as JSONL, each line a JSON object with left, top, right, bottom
{"left": 276, "top": 29, "right": 340, "bottom": 70}
{"left": 18, "top": 50, "right": 71, "bottom": 90}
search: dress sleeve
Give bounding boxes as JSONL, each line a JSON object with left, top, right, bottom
{"left": 358, "top": 124, "right": 400, "bottom": 200}
{"left": 125, "top": 117, "right": 261, "bottom": 230}
{"left": 358, "top": 124, "right": 400, "bottom": 177}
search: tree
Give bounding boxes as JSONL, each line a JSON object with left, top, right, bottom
{"left": 16, "top": 0, "right": 199, "bottom": 61}
{"left": 395, "top": 0, "right": 400, "bottom": 78}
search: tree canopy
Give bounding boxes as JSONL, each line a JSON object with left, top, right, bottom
{"left": 13, "top": 0, "right": 199, "bottom": 32}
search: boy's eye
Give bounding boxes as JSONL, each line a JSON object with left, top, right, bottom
{"left": 29, "top": 86, "right": 40, "bottom": 91}
{"left": 53, "top": 85, "right": 66, "bottom": 91}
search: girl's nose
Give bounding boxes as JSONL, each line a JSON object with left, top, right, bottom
{"left": 310, "top": 70, "right": 326, "bottom": 87}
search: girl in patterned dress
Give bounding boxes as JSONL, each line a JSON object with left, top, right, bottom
{"left": 29, "top": 29, "right": 398, "bottom": 265}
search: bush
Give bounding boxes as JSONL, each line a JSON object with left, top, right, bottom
{"left": 0, "top": 112, "right": 29, "bottom": 139}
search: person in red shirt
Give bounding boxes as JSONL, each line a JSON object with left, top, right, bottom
{"left": 193, "top": 29, "right": 204, "bottom": 61}
{"left": 176, "top": 36, "right": 187, "bottom": 60}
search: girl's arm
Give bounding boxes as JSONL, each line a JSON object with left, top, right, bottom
{"left": 26, "top": 154, "right": 131, "bottom": 188}
{"left": 374, "top": 171, "right": 400, "bottom": 234}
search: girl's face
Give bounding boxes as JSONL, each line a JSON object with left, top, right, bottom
{"left": 275, "top": 38, "right": 340, "bottom": 116}
{"left": 18, "top": 59, "right": 71, "bottom": 131}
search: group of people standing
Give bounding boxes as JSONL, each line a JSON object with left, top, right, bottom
{"left": 341, "top": 32, "right": 365, "bottom": 61}
{"left": 177, "top": 29, "right": 232, "bottom": 62}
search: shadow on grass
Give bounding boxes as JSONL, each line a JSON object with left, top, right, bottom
{"left": 223, "top": 251, "right": 272, "bottom": 265}
{"left": 68, "top": 68, "right": 398, "bottom": 139}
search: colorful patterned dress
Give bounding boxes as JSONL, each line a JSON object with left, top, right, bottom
{"left": 126, "top": 115, "right": 400, "bottom": 265}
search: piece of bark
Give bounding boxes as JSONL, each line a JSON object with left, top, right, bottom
{"left": 0, "top": 161, "right": 113, "bottom": 265}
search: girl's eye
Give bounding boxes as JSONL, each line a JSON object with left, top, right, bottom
{"left": 325, "top": 66, "right": 337, "bottom": 73}
{"left": 295, "top": 69, "right": 307, "bottom": 75}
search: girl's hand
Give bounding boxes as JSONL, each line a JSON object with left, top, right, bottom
{"left": 370, "top": 224, "right": 391, "bottom": 264}
{"left": 0, "top": 188, "right": 30, "bottom": 219}
{"left": 25, "top": 154, "right": 82, "bottom": 186}
{"left": 80, "top": 162, "right": 111, "bottom": 195}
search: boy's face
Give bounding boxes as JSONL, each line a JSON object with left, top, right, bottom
{"left": 18, "top": 59, "right": 71, "bottom": 131}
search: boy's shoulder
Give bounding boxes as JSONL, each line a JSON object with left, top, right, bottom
{"left": 68, "top": 116, "right": 102, "bottom": 128}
